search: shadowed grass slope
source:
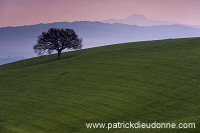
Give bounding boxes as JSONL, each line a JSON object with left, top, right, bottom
{"left": 0, "top": 37, "right": 200, "bottom": 133}
{"left": 0, "top": 38, "right": 191, "bottom": 72}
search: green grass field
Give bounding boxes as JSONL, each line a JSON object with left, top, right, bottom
{"left": 0, "top": 38, "right": 200, "bottom": 133}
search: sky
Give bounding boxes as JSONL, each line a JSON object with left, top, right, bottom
{"left": 0, "top": 0, "right": 200, "bottom": 27}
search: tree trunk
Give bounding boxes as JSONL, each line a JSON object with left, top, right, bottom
{"left": 57, "top": 50, "right": 61, "bottom": 60}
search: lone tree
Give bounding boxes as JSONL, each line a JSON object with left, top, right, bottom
{"left": 33, "top": 28, "right": 82, "bottom": 60}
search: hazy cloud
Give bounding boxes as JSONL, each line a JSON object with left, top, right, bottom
{"left": 0, "top": 0, "right": 200, "bottom": 27}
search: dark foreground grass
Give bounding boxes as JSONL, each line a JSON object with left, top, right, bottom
{"left": 0, "top": 38, "right": 200, "bottom": 133}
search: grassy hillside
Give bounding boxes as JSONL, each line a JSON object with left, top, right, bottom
{"left": 0, "top": 38, "right": 200, "bottom": 133}
{"left": 0, "top": 38, "right": 191, "bottom": 72}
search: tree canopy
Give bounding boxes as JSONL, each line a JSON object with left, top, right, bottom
{"left": 33, "top": 28, "right": 83, "bottom": 60}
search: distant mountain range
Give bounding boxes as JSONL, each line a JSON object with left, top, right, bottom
{"left": 102, "top": 14, "right": 178, "bottom": 26}
{"left": 0, "top": 20, "right": 200, "bottom": 64}
{"left": 102, "top": 14, "right": 200, "bottom": 28}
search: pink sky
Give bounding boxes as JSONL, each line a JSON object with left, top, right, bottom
{"left": 0, "top": 0, "right": 200, "bottom": 27}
